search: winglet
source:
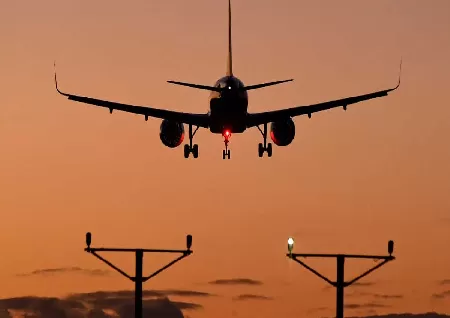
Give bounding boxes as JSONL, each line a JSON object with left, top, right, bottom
{"left": 392, "top": 57, "right": 402, "bottom": 90}
{"left": 386, "top": 58, "right": 402, "bottom": 93}
{"left": 396, "top": 57, "right": 402, "bottom": 89}
{"left": 54, "top": 61, "right": 68, "bottom": 96}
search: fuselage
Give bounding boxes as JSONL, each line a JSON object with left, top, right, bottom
{"left": 208, "top": 75, "right": 248, "bottom": 134}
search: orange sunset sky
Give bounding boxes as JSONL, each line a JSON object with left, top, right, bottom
{"left": 1, "top": 0, "right": 450, "bottom": 317}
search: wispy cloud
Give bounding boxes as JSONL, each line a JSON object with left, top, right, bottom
{"left": 324, "top": 281, "right": 377, "bottom": 291}
{"left": 372, "top": 294, "right": 403, "bottom": 299}
{"left": 439, "top": 279, "right": 450, "bottom": 286}
{"left": 353, "top": 281, "right": 377, "bottom": 287}
{"left": 232, "top": 294, "right": 273, "bottom": 301}
{"left": 306, "top": 306, "right": 329, "bottom": 314}
{"left": 346, "top": 292, "right": 403, "bottom": 300}
{"left": 208, "top": 278, "right": 263, "bottom": 286}
{"left": 16, "top": 267, "right": 109, "bottom": 277}
{"left": 431, "top": 290, "right": 450, "bottom": 299}
{"left": 67, "top": 289, "right": 214, "bottom": 303}
{"left": 344, "top": 302, "right": 390, "bottom": 309}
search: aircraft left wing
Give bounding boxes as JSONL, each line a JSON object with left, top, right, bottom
{"left": 54, "top": 73, "right": 209, "bottom": 128}
{"left": 246, "top": 62, "right": 402, "bottom": 128}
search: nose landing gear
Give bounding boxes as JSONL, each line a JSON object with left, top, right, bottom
{"left": 222, "top": 130, "right": 231, "bottom": 159}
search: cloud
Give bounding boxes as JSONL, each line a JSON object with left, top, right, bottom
{"left": 431, "top": 290, "right": 450, "bottom": 299}
{"left": 353, "top": 282, "right": 377, "bottom": 287}
{"left": 232, "top": 294, "right": 273, "bottom": 301}
{"left": 372, "top": 294, "right": 403, "bottom": 300}
{"left": 344, "top": 302, "right": 390, "bottom": 310}
{"left": 208, "top": 278, "right": 263, "bottom": 286}
{"left": 324, "top": 281, "right": 377, "bottom": 291}
{"left": 346, "top": 292, "right": 403, "bottom": 300}
{"left": 439, "top": 279, "right": 450, "bottom": 286}
{"left": 0, "top": 289, "right": 207, "bottom": 318}
{"left": 348, "top": 313, "right": 450, "bottom": 318}
{"left": 306, "top": 306, "right": 329, "bottom": 314}
{"left": 16, "top": 267, "right": 109, "bottom": 277}
{"left": 67, "top": 289, "right": 213, "bottom": 303}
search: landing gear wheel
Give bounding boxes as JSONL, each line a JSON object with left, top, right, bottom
{"left": 184, "top": 144, "right": 190, "bottom": 158}
{"left": 267, "top": 143, "right": 272, "bottom": 157}
{"left": 192, "top": 144, "right": 199, "bottom": 158}
{"left": 258, "top": 143, "right": 264, "bottom": 157}
{"left": 223, "top": 149, "right": 230, "bottom": 160}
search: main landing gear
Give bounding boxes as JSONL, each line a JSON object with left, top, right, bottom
{"left": 257, "top": 123, "right": 272, "bottom": 158}
{"left": 222, "top": 130, "right": 231, "bottom": 160}
{"left": 184, "top": 124, "right": 199, "bottom": 159}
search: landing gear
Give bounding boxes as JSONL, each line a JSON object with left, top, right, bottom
{"left": 222, "top": 130, "right": 231, "bottom": 160}
{"left": 257, "top": 123, "right": 272, "bottom": 158}
{"left": 184, "top": 124, "right": 199, "bottom": 159}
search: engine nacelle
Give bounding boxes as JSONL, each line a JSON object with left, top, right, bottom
{"left": 159, "top": 119, "right": 184, "bottom": 148}
{"left": 270, "top": 117, "right": 295, "bottom": 146}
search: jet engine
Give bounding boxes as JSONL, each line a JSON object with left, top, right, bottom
{"left": 159, "top": 119, "right": 184, "bottom": 148}
{"left": 270, "top": 117, "right": 295, "bottom": 146}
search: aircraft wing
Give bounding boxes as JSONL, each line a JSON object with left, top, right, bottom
{"left": 54, "top": 74, "right": 209, "bottom": 128}
{"left": 246, "top": 82, "right": 400, "bottom": 128}
{"left": 246, "top": 63, "right": 402, "bottom": 128}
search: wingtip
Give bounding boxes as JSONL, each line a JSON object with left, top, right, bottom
{"left": 53, "top": 62, "right": 67, "bottom": 96}
{"left": 396, "top": 57, "right": 402, "bottom": 88}
{"left": 54, "top": 61, "right": 59, "bottom": 89}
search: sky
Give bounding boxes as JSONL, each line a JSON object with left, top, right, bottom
{"left": 1, "top": 0, "right": 450, "bottom": 317}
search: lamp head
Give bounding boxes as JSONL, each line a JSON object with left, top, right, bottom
{"left": 86, "top": 232, "right": 92, "bottom": 248}
{"left": 287, "top": 237, "right": 294, "bottom": 253}
{"left": 388, "top": 240, "right": 394, "bottom": 255}
{"left": 186, "top": 234, "right": 192, "bottom": 250}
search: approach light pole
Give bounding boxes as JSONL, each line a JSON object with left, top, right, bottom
{"left": 84, "top": 232, "right": 193, "bottom": 318}
{"left": 286, "top": 237, "right": 395, "bottom": 318}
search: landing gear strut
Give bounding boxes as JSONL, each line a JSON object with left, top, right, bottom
{"left": 222, "top": 130, "right": 231, "bottom": 160}
{"left": 184, "top": 124, "right": 199, "bottom": 159}
{"left": 257, "top": 123, "right": 272, "bottom": 158}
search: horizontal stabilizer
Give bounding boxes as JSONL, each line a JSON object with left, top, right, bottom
{"left": 167, "top": 80, "right": 221, "bottom": 92}
{"left": 244, "top": 79, "right": 293, "bottom": 91}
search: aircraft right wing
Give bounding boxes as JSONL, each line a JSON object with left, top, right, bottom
{"left": 246, "top": 61, "right": 402, "bottom": 128}
{"left": 54, "top": 72, "right": 210, "bottom": 128}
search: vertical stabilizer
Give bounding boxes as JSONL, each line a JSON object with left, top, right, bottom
{"left": 226, "top": 0, "right": 233, "bottom": 76}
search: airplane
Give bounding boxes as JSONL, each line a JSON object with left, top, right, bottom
{"left": 54, "top": 0, "right": 401, "bottom": 160}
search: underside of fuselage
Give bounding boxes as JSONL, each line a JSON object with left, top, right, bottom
{"left": 208, "top": 75, "right": 248, "bottom": 134}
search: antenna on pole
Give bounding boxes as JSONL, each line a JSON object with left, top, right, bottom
{"left": 286, "top": 238, "right": 396, "bottom": 318}
{"left": 84, "top": 232, "right": 193, "bottom": 318}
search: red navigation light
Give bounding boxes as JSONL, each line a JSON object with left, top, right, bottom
{"left": 224, "top": 130, "right": 231, "bottom": 137}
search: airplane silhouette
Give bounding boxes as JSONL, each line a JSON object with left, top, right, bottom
{"left": 55, "top": 0, "right": 401, "bottom": 160}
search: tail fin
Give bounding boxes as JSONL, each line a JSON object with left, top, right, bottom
{"left": 226, "top": 0, "right": 233, "bottom": 76}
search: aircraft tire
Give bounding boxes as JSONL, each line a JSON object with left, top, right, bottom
{"left": 193, "top": 144, "right": 199, "bottom": 158}
{"left": 258, "top": 143, "right": 264, "bottom": 157}
{"left": 267, "top": 143, "right": 272, "bottom": 157}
